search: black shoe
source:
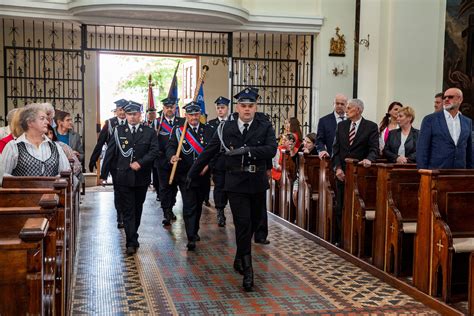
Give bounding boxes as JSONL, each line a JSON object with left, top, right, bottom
{"left": 162, "top": 209, "right": 172, "bottom": 226}
{"left": 117, "top": 222, "right": 125, "bottom": 229}
{"left": 186, "top": 241, "right": 196, "bottom": 251}
{"left": 126, "top": 246, "right": 137, "bottom": 256}
{"left": 204, "top": 200, "right": 211, "bottom": 207}
{"left": 255, "top": 239, "right": 270, "bottom": 245}
{"left": 195, "top": 234, "right": 200, "bottom": 241}
{"left": 217, "top": 209, "right": 226, "bottom": 227}
{"left": 242, "top": 255, "right": 254, "bottom": 292}
{"left": 233, "top": 257, "right": 243, "bottom": 275}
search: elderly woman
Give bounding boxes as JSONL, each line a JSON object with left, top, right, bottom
{"left": 383, "top": 106, "right": 419, "bottom": 164}
{"left": 0, "top": 104, "right": 70, "bottom": 176}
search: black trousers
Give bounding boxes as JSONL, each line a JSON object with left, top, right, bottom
{"left": 157, "top": 167, "right": 178, "bottom": 211}
{"left": 254, "top": 207, "right": 268, "bottom": 242}
{"left": 152, "top": 166, "right": 159, "bottom": 195}
{"left": 212, "top": 170, "right": 228, "bottom": 210}
{"left": 334, "top": 178, "right": 345, "bottom": 244}
{"left": 176, "top": 174, "right": 207, "bottom": 241}
{"left": 110, "top": 169, "right": 123, "bottom": 223}
{"left": 117, "top": 185, "right": 148, "bottom": 247}
{"left": 228, "top": 191, "right": 266, "bottom": 258}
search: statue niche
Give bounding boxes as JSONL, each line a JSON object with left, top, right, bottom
{"left": 329, "top": 27, "right": 346, "bottom": 57}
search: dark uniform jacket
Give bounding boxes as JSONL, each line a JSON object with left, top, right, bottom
{"left": 166, "top": 123, "right": 214, "bottom": 181}
{"left": 89, "top": 116, "right": 120, "bottom": 170}
{"left": 208, "top": 117, "right": 226, "bottom": 171}
{"left": 101, "top": 124, "right": 159, "bottom": 187}
{"left": 188, "top": 114, "right": 277, "bottom": 193}
{"left": 155, "top": 116, "right": 186, "bottom": 170}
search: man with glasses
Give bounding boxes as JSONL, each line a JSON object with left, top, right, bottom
{"left": 316, "top": 93, "right": 348, "bottom": 159}
{"left": 417, "top": 88, "right": 472, "bottom": 169}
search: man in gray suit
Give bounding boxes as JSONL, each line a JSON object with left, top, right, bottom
{"left": 54, "top": 110, "right": 84, "bottom": 162}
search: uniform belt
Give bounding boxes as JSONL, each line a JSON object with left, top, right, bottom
{"left": 228, "top": 165, "right": 265, "bottom": 173}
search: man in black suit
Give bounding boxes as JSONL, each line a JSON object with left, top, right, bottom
{"left": 167, "top": 102, "right": 214, "bottom": 251}
{"left": 331, "top": 98, "right": 379, "bottom": 245}
{"left": 155, "top": 97, "right": 185, "bottom": 226}
{"left": 208, "top": 96, "right": 230, "bottom": 226}
{"left": 100, "top": 101, "right": 160, "bottom": 255}
{"left": 316, "top": 93, "right": 347, "bottom": 158}
{"left": 89, "top": 98, "right": 128, "bottom": 228}
{"left": 187, "top": 87, "right": 277, "bottom": 292}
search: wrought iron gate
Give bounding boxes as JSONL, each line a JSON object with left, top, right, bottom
{"left": 2, "top": 18, "right": 313, "bottom": 140}
{"left": 231, "top": 33, "right": 314, "bottom": 135}
{"left": 2, "top": 19, "right": 85, "bottom": 134}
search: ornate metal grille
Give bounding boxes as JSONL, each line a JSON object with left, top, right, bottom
{"left": 231, "top": 33, "right": 314, "bottom": 135}
{"left": 2, "top": 19, "right": 314, "bottom": 141}
{"left": 2, "top": 19, "right": 85, "bottom": 133}
{"left": 83, "top": 24, "right": 229, "bottom": 57}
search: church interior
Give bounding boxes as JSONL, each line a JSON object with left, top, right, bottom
{"left": 1, "top": 0, "right": 474, "bottom": 315}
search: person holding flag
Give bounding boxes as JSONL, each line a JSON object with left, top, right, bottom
{"left": 155, "top": 62, "right": 185, "bottom": 226}
{"left": 166, "top": 102, "right": 214, "bottom": 250}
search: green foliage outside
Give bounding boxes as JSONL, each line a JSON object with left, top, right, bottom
{"left": 118, "top": 56, "right": 187, "bottom": 106}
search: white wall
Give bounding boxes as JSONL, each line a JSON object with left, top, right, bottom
{"left": 314, "top": 0, "right": 356, "bottom": 130}
{"left": 358, "top": 0, "right": 446, "bottom": 126}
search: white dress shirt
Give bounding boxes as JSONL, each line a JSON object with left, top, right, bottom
{"left": 237, "top": 118, "right": 253, "bottom": 134}
{"left": 1, "top": 133, "right": 71, "bottom": 176}
{"left": 444, "top": 109, "right": 461, "bottom": 145}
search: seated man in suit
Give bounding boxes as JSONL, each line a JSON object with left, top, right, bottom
{"left": 317, "top": 93, "right": 347, "bottom": 159}
{"left": 417, "top": 87, "right": 472, "bottom": 169}
{"left": 331, "top": 98, "right": 379, "bottom": 245}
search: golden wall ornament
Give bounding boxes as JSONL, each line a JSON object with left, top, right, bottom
{"left": 329, "top": 27, "right": 346, "bottom": 57}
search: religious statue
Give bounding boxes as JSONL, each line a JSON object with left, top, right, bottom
{"left": 329, "top": 27, "right": 346, "bottom": 57}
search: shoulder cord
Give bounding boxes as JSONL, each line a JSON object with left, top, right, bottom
{"left": 114, "top": 128, "right": 134, "bottom": 158}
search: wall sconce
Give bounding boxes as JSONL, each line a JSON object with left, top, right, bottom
{"left": 356, "top": 34, "right": 370, "bottom": 49}
{"left": 332, "top": 66, "right": 344, "bottom": 76}
{"left": 330, "top": 63, "right": 347, "bottom": 77}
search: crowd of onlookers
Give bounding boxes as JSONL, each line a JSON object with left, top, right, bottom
{"left": 0, "top": 102, "right": 83, "bottom": 186}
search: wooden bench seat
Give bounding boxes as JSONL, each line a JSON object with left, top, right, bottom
{"left": 297, "top": 153, "right": 321, "bottom": 233}
{"left": 319, "top": 157, "right": 335, "bottom": 241}
{"left": 413, "top": 169, "right": 474, "bottom": 305}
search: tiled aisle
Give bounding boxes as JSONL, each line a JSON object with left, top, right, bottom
{"left": 71, "top": 189, "right": 438, "bottom": 315}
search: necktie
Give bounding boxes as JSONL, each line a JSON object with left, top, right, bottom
{"left": 169, "top": 120, "right": 173, "bottom": 127}
{"left": 121, "top": 120, "right": 125, "bottom": 125}
{"left": 192, "top": 127, "right": 197, "bottom": 134}
{"left": 132, "top": 126, "right": 136, "bottom": 134}
{"left": 339, "top": 116, "right": 345, "bottom": 122}
{"left": 242, "top": 123, "right": 249, "bottom": 138}
{"left": 349, "top": 122, "right": 356, "bottom": 146}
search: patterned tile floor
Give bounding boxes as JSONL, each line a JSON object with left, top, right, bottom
{"left": 71, "top": 188, "right": 440, "bottom": 315}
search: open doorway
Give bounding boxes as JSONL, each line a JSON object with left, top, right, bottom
{"left": 98, "top": 53, "right": 197, "bottom": 125}
{"left": 96, "top": 53, "right": 197, "bottom": 183}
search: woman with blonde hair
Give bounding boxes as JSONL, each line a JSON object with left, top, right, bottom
{"left": 0, "top": 107, "right": 25, "bottom": 154}
{"left": 383, "top": 106, "right": 419, "bottom": 164}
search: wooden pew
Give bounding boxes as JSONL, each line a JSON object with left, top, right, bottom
{"left": 469, "top": 253, "right": 474, "bottom": 316}
{"left": 384, "top": 167, "right": 420, "bottom": 276}
{"left": 342, "top": 158, "right": 377, "bottom": 256}
{"left": 413, "top": 169, "right": 474, "bottom": 301}
{"left": 297, "top": 153, "right": 321, "bottom": 233}
{"left": 0, "top": 193, "right": 60, "bottom": 315}
{"left": 1, "top": 176, "right": 75, "bottom": 316}
{"left": 319, "top": 157, "right": 336, "bottom": 241}
{"left": 0, "top": 217, "right": 50, "bottom": 315}
{"left": 372, "top": 164, "right": 417, "bottom": 271}
{"left": 430, "top": 174, "right": 474, "bottom": 302}
{"left": 279, "top": 150, "right": 297, "bottom": 223}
